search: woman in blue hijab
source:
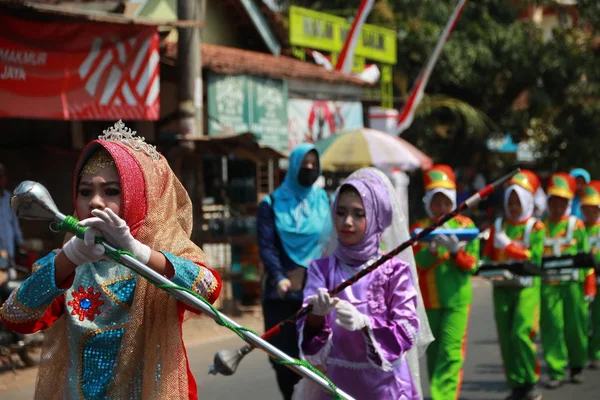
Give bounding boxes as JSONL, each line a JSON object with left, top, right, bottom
{"left": 257, "top": 143, "right": 331, "bottom": 399}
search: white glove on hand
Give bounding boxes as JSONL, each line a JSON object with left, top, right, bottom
{"left": 433, "top": 234, "right": 461, "bottom": 255}
{"left": 307, "top": 288, "right": 338, "bottom": 316}
{"left": 62, "top": 228, "right": 105, "bottom": 265}
{"left": 585, "top": 295, "right": 595, "bottom": 303}
{"left": 334, "top": 300, "right": 370, "bottom": 331}
{"left": 79, "top": 208, "right": 152, "bottom": 264}
{"left": 428, "top": 240, "right": 438, "bottom": 254}
{"left": 494, "top": 231, "right": 512, "bottom": 250}
{"left": 277, "top": 278, "right": 292, "bottom": 298}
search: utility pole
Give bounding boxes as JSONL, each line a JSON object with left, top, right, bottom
{"left": 175, "top": 0, "right": 206, "bottom": 243}
{"left": 177, "top": 0, "right": 204, "bottom": 148}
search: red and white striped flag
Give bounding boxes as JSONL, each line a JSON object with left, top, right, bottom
{"left": 335, "top": 0, "right": 375, "bottom": 73}
{"left": 396, "top": 0, "right": 469, "bottom": 135}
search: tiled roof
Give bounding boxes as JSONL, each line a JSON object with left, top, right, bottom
{"left": 164, "top": 42, "right": 371, "bottom": 87}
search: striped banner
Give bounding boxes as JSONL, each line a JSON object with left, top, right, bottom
{"left": 334, "top": 0, "right": 375, "bottom": 73}
{"left": 0, "top": 15, "right": 159, "bottom": 120}
{"left": 396, "top": 0, "right": 469, "bottom": 135}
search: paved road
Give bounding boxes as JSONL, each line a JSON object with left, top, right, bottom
{"left": 3, "top": 280, "right": 600, "bottom": 399}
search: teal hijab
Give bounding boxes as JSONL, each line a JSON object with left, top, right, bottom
{"left": 265, "top": 143, "right": 332, "bottom": 268}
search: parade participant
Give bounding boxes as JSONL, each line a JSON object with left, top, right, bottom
{"left": 540, "top": 172, "right": 593, "bottom": 388}
{"left": 483, "top": 170, "right": 545, "bottom": 400}
{"left": 0, "top": 163, "right": 24, "bottom": 265}
{"left": 580, "top": 181, "right": 600, "bottom": 369}
{"left": 411, "top": 164, "right": 480, "bottom": 400}
{"left": 0, "top": 121, "right": 222, "bottom": 400}
{"left": 297, "top": 168, "right": 431, "bottom": 399}
{"left": 257, "top": 143, "right": 331, "bottom": 400}
{"left": 570, "top": 168, "right": 591, "bottom": 219}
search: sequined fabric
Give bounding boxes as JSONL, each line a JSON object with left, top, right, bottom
{"left": 17, "top": 254, "right": 64, "bottom": 308}
{"left": 80, "top": 326, "right": 125, "bottom": 399}
{"left": 79, "top": 148, "right": 116, "bottom": 177}
{"left": 65, "top": 261, "right": 134, "bottom": 399}
{"left": 102, "top": 275, "right": 136, "bottom": 310}
{"left": 0, "top": 255, "right": 66, "bottom": 324}
{"left": 32, "top": 135, "right": 219, "bottom": 400}
{"left": 167, "top": 251, "right": 218, "bottom": 298}
{"left": 0, "top": 288, "right": 49, "bottom": 324}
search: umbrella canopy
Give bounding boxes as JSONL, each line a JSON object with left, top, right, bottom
{"left": 314, "top": 128, "right": 433, "bottom": 172}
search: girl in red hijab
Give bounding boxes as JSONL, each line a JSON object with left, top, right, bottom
{"left": 1, "top": 120, "right": 221, "bottom": 399}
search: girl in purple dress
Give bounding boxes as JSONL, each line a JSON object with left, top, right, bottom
{"left": 296, "top": 168, "right": 432, "bottom": 400}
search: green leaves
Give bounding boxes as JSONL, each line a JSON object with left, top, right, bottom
{"left": 278, "top": 0, "right": 599, "bottom": 172}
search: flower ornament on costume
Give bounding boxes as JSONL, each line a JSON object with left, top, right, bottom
{"left": 367, "top": 262, "right": 395, "bottom": 315}
{"left": 98, "top": 120, "right": 160, "bottom": 161}
{"left": 68, "top": 286, "right": 104, "bottom": 322}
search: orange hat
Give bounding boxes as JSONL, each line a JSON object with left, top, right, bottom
{"left": 547, "top": 172, "right": 577, "bottom": 200}
{"left": 506, "top": 170, "right": 540, "bottom": 194}
{"left": 581, "top": 181, "right": 600, "bottom": 206}
{"left": 424, "top": 164, "right": 456, "bottom": 191}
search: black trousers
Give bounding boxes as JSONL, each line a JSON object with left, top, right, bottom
{"left": 262, "top": 299, "right": 303, "bottom": 400}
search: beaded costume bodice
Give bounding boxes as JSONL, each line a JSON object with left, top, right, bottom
{"left": 64, "top": 261, "right": 137, "bottom": 399}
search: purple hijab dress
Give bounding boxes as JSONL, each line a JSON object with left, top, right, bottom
{"left": 297, "top": 176, "right": 420, "bottom": 400}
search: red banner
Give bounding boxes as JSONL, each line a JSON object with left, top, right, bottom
{"left": 0, "top": 16, "right": 160, "bottom": 120}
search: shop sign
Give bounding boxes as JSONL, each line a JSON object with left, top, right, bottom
{"left": 207, "top": 72, "right": 288, "bottom": 152}
{"left": 289, "top": 6, "right": 396, "bottom": 65}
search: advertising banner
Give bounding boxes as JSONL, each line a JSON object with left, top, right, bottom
{"left": 0, "top": 16, "right": 160, "bottom": 120}
{"left": 288, "top": 98, "right": 363, "bottom": 149}
{"left": 207, "top": 72, "right": 288, "bottom": 152}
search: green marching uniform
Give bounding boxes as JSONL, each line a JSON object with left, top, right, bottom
{"left": 586, "top": 221, "right": 600, "bottom": 363}
{"left": 412, "top": 164, "right": 480, "bottom": 400}
{"left": 482, "top": 171, "right": 545, "bottom": 400}
{"left": 485, "top": 218, "right": 545, "bottom": 390}
{"left": 541, "top": 214, "right": 590, "bottom": 381}
{"left": 581, "top": 180, "right": 600, "bottom": 365}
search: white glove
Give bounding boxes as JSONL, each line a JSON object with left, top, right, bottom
{"left": 62, "top": 228, "right": 105, "bottom": 265}
{"left": 493, "top": 231, "right": 512, "bottom": 250}
{"left": 334, "top": 300, "right": 370, "bottom": 331}
{"left": 428, "top": 240, "right": 438, "bottom": 254}
{"left": 79, "top": 208, "right": 152, "bottom": 264}
{"left": 433, "top": 234, "right": 461, "bottom": 255}
{"left": 307, "top": 288, "right": 338, "bottom": 316}
{"left": 277, "top": 278, "right": 292, "bottom": 298}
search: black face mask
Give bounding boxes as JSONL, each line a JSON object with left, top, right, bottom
{"left": 298, "top": 167, "right": 320, "bottom": 187}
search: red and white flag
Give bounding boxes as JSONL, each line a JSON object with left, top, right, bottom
{"left": 396, "top": 0, "right": 469, "bottom": 135}
{"left": 335, "top": 0, "right": 375, "bottom": 73}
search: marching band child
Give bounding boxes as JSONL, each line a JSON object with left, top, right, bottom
{"left": 0, "top": 121, "right": 221, "bottom": 399}
{"left": 483, "top": 170, "right": 545, "bottom": 400}
{"left": 411, "top": 164, "right": 480, "bottom": 400}
{"left": 540, "top": 172, "right": 593, "bottom": 388}
{"left": 580, "top": 181, "right": 600, "bottom": 368}
{"left": 297, "top": 168, "right": 428, "bottom": 399}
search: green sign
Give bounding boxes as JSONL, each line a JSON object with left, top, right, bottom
{"left": 207, "top": 73, "right": 288, "bottom": 152}
{"left": 289, "top": 6, "right": 397, "bottom": 65}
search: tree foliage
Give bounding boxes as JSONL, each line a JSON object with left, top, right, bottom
{"left": 273, "top": 0, "right": 599, "bottom": 174}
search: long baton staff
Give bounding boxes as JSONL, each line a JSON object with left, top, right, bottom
{"left": 10, "top": 181, "right": 355, "bottom": 400}
{"left": 209, "top": 169, "right": 521, "bottom": 376}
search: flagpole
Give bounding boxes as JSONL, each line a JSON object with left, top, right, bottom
{"left": 396, "top": 0, "right": 470, "bottom": 135}
{"left": 334, "top": 0, "right": 375, "bottom": 73}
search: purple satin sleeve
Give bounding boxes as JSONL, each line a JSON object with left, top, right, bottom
{"left": 367, "top": 261, "right": 419, "bottom": 363}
